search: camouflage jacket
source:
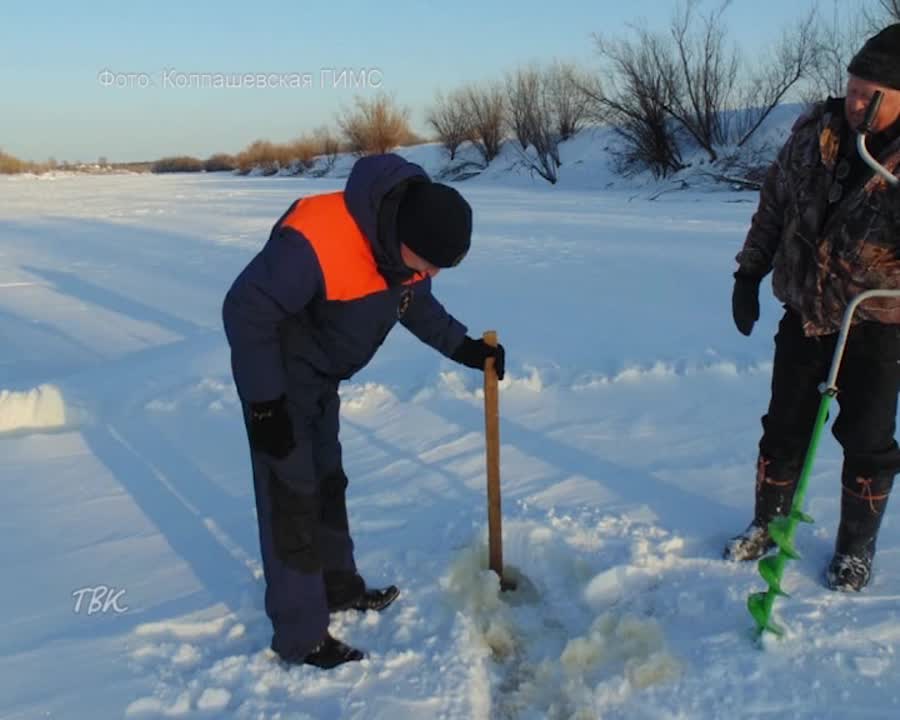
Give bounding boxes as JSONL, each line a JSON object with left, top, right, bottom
{"left": 736, "top": 99, "right": 900, "bottom": 336}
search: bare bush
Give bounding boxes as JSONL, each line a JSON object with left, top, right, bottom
{"left": 0, "top": 149, "right": 31, "bottom": 174}
{"left": 523, "top": 100, "right": 562, "bottom": 184}
{"left": 881, "top": 0, "right": 900, "bottom": 20}
{"left": 310, "top": 126, "right": 340, "bottom": 175}
{"left": 506, "top": 68, "right": 543, "bottom": 150}
{"left": 657, "top": 0, "right": 739, "bottom": 161}
{"left": 151, "top": 156, "right": 204, "bottom": 173}
{"left": 234, "top": 139, "right": 303, "bottom": 174}
{"left": 233, "top": 128, "right": 347, "bottom": 176}
{"left": 545, "top": 61, "right": 593, "bottom": 140}
{"left": 462, "top": 83, "right": 506, "bottom": 165}
{"left": 337, "top": 93, "right": 414, "bottom": 155}
{"left": 235, "top": 140, "right": 286, "bottom": 174}
{"left": 286, "top": 137, "right": 322, "bottom": 171}
{"left": 204, "top": 154, "right": 236, "bottom": 172}
{"left": 804, "top": 1, "right": 870, "bottom": 101}
{"left": 734, "top": 9, "right": 818, "bottom": 146}
{"left": 589, "top": 32, "right": 685, "bottom": 178}
{"left": 605, "top": 1, "right": 802, "bottom": 160}
{"left": 426, "top": 90, "right": 472, "bottom": 160}
{"left": 505, "top": 65, "right": 578, "bottom": 183}
{"left": 590, "top": 1, "right": 824, "bottom": 177}
{"left": 865, "top": 0, "right": 900, "bottom": 27}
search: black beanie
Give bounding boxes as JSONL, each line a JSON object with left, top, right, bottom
{"left": 396, "top": 182, "right": 472, "bottom": 268}
{"left": 848, "top": 24, "right": 900, "bottom": 91}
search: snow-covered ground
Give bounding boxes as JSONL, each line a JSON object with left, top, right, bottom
{"left": 2, "top": 164, "right": 898, "bottom": 719}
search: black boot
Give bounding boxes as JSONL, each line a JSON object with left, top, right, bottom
{"left": 277, "top": 633, "right": 365, "bottom": 669}
{"left": 724, "top": 456, "right": 799, "bottom": 561}
{"left": 325, "top": 571, "right": 400, "bottom": 612}
{"left": 825, "top": 469, "right": 894, "bottom": 592}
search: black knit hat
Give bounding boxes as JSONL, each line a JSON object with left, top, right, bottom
{"left": 396, "top": 182, "right": 472, "bottom": 268}
{"left": 848, "top": 24, "right": 900, "bottom": 91}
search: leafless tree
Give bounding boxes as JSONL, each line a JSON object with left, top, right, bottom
{"left": 803, "top": 0, "right": 869, "bottom": 102}
{"left": 880, "top": 0, "right": 900, "bottom": 19}
{"left": 462, "top": 83, "right": 506, "bottom": 165}
{"left": 864, "top": 0, "right": 900, "bottom": 27}
{"left": 734, "top": 9, "right": 818, "bottom": 146}
{"left": 426, "top": 89, "right": 472, "bottom": 160}
{"left": 508, "top": 62, "right": 593, "bottom": 149}
{"left": 658, "top": 0, "right": 739, "bottom": 161}
{"left": 523, "top": 108, "right": 563, "bottom": 184}
{"left": 506, "top": 67, "right": 543, "bottom": 150}
{"left": 589, "top": 32, "right": 685, "bottom": 177}
{"left": 545, "top": 61, "right": 594, "bottom": 140}
{"left": 507, "top": 67, "right": 564, "bottom": 183}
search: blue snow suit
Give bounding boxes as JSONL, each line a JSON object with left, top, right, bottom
{"left": 222, "top": 154, "right": 467, "bottom": 659}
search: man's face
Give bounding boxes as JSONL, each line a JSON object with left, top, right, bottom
{"left": 399, "top": 243, "right": 441, "bottom": 278}
{"left": 845, "top": 74, "right": 900, "bottom": 133}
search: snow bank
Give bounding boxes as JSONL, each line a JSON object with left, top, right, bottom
{"left": 0, "top": 384, "right": 68, "bottom": 433}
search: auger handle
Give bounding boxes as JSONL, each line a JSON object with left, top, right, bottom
{"left": 856, "top": 96, "right": 899, "bottom": 187}
{"left": 824, "top": 290, "right": 900, "bottom": 393}
{"left": 859, "top": 91, "right": 884, "bottom": 135}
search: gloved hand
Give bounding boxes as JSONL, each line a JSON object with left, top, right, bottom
{"left": 249, "top": 394, "right": 296, "bottom": 459}
{"left": 451, "top": 336, "right": 506, "bottom": 380}
{"left": 732, "top": 272, "right": 762, "bottom": 337}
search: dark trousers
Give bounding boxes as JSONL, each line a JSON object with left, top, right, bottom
{"left": 243, "top": 387, "right": 357, "bottom": 659}
{"left": 759, "top": 309, "right": 900, "bottom": 479}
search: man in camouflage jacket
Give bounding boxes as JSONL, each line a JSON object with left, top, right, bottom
{"left": 725, "top": 24, "right": 900, "bottom": 592}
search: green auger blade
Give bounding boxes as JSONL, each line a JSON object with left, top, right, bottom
{"left": 768, "top": 518, "right": 801, "bottom": 559}
{"left": 758, "top": 556, "right": 789, "bottom": 597}
{"left": 748, "top": 592, "right": 784, "bottom": 636}
{"left": 748, "top": 592, "right": 768, "bottom": 630}
{"left": 791, "top": 509, "right": 814, "bottom": 524}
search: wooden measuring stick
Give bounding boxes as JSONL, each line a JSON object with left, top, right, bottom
{"left": 483, "top": 330, "right": 503, "bottom": 580}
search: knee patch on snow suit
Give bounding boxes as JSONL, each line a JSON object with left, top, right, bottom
{"left": 268, "top": 475, "right": 321, "bottom": 573}
{"left": 320, "top": 468, "right": 350, "bottom": 531}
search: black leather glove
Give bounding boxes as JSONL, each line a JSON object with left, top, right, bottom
{"left": 451, "top": 336, "right": 506, "bottom": 380}
{"left": 249, "top": 395, "right": 296, "bottom": 459}
{"left": 732, "top": 272, "right": 762, "bottom": 337}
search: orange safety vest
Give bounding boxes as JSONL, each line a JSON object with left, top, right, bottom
{"left": 280, "top": 191, "right": 425, "bottom": 301}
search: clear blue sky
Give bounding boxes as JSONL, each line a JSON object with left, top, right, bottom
{"left": 0, "top": 0, "right": 866, "bottom": 163}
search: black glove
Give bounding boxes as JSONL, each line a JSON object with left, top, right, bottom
{"left": 732, "top": 272, "right": 762, "bottom": 337}
{"left": 249, "top": 395, "right": 296, "bottom": 459}
{"left": 451, "top": 336, "right": 506, "bottom": 380}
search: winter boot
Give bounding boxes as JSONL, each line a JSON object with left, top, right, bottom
{"left": 325, "top": 570, "right": 400, "bottom": 613}
{"left": 825, "top": 469, "right": 894, "bottom": 592}
{"left": 277, "top": 632, "right": 364, "bottom": 669}
{"left": 724, "top": 456, "right": 799, "bottom": 561}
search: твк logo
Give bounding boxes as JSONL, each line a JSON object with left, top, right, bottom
{"left": 72, "top": 585, "right": 129, "bottom": 615}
